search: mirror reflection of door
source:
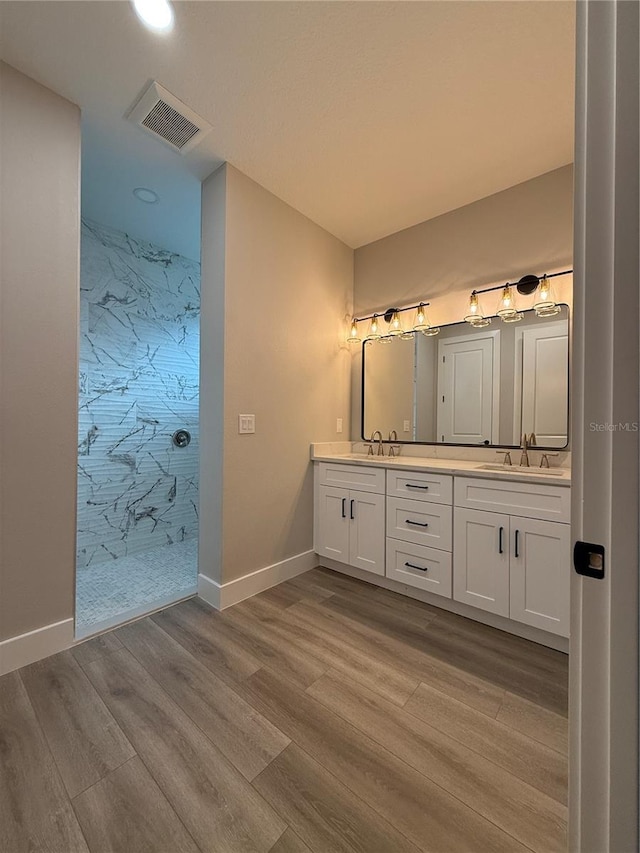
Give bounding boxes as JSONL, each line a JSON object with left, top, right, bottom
{"left": 516, "top": 322, "right": 568, "bottom": 447}
{"left": 436, "top": 331, "right": 500, "bottom": 444}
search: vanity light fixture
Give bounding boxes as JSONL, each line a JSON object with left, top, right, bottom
{"left": 462, "top": 269, "right": 572, "bottom": 325}
{"left": 534, "top": 275, "right": 561, "bottom": 317}
{"left": 413, "top": 303, "right": 429, "bottom": 331}
{"left": 346, "top": 318, "right": 361, "bottom": 344}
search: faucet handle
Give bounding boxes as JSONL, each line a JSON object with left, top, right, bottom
{"left": 496, "top": 450, "right": 512, "bottom": 466}
{"left": 539, "top": 452, "right": 559, "bottom": 469}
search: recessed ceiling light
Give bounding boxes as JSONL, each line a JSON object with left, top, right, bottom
{"left": 133, "top": 187, "right": 159, "bottom": 204}
{"left": 131, "top": 0, "right": 174, "bottom": 33}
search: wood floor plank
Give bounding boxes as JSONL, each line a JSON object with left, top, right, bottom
{"left": 277, "top": 573, "right": 336, "bottom": 602}
{"left": 290, "top": 598, "right": 505, "bottom": 716}
{"left": 211, "top": 604, "right": 330, "bottom": 691}
{"left": 151, "top": 597, "right": 262, "bottom": 683}
{"left": 235, "top": 596, "right": 419, "bottom": 706}
{"left": 405, "top": 682, "right": 568, "bottom": 803}
{"left": 496, "top": 691, "right": 569, "bottom": 756}
{"left": 21, "top": 651, "right": 135, "bottom": 798}
{"left": 268, "top": 827, "right": 313, "bottom": 853}
{"left": 254, "top": 743, "right": 420, "bottom": 853}
{"left": 72, "top": 632, "right": 123, "bottom": 668}
{"left": 116, "top": 617, "right": 290, "bottom": 780}
{"left": 318, "top": 589, "right": 567, "bottom": 714}
{"left": 72, "top": 756, "right": 199, "bottom": 853}
{"left": 239, "top": 667, "right": 529, "bottom": 852}
{"left": 84, "top": 648, "right": 286, "bottom": 853}
{"left": 308, "top": 670, "right": 566, "bottom": 852}
{"left": 0, "top": 672, "right": 88, "bottom": 853}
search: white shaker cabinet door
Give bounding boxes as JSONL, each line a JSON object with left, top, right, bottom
{"left": 349, "top": 492, "right": 385, "bottom": 576}
{"left": 316, "top": 485, "right": 350, "bottom": 564}
{"left": 453, "top": 507, "right": 510, "bottom": 617}
{"left": 509, "top": 517, "right": 570, "bottom": 637}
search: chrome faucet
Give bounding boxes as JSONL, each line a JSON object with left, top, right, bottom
{"left": 519, "top": 434, "right": 530, "bottom": 467}
{"left": 371, "top": 430, "right": 384, "bottom": 456}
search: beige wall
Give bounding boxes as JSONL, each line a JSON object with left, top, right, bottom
{"left": 0, "top": 63, "right": 80, "bottom": 641}
{"left": 201, "top": 164, "right": 353, "bottom": 585}
{"left": 352, "top": 165, "right": 574, "bottom": 440}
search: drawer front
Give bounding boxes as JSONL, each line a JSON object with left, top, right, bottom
{"left": 386, "top": 496, "right": 452, "bottom": 550}
{"left": 318, "top": 462, "right": 385, "bottom": 494}
{"left": 386, "top": 538, "right": 452, "bottom": 598}
{"left": 386, "top": 469, "right": 453, "bottom": 505}
{"left": 454, "top": 476, "right": 570, "bottom": 523}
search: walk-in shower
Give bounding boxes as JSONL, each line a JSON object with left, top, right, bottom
{"left": 76, "top": 218, "right": 200, "bottom": 635}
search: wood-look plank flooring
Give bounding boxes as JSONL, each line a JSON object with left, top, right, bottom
{"left": 0, "top": 567, "right": 568, "bottom": 853}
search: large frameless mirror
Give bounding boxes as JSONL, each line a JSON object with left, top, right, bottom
{"left": 362, "top": 304, "right": 569, "bottom": 449}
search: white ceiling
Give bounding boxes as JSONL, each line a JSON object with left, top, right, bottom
{"left": 0, "top": 1, "right": 575, "bottom": 251}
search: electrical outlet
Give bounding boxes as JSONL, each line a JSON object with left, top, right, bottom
{"left": 403, "top": 420, "right": 411, "bottom": 433}
{"left": 336, "top": 418, "right": 343, "bottom": 434}
{"left": 238, "top": 414, "right": 255, "bottom": 434}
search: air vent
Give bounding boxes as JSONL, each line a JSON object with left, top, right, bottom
{"left": 127, "top": 81, "right": 212, "bottom": 154}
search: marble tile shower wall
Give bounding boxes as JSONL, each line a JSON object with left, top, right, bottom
{"left": 77, "top": 219, "right": 200, "bottom": 568}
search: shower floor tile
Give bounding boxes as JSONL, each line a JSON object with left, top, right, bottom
{"left": 75, "top": 539, "right": 198, "bottom": 637}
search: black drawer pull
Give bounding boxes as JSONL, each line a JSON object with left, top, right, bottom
{"left": 405, "top": 519, "right": 429, "bottom": 527}
{"left": 406, "top": 483, "right": 429, "bottom": 490}
{"left": 341, "top": 498, "right": 346, "bottom": 519}
{"left": 499, "top": 526, "right": 504, "bottom": 554}
{"left": 405, "top": 561, "right": 429, "bottom": 572}
{"left": 515, "top": 529, "right": 520, "bottom": 558}
{"left": 350, "top": 499, "right": 355, "bottom": 520}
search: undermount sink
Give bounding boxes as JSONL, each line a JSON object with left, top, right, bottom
{"left": 477, "top": 463, "right": 566, "bottom": 476}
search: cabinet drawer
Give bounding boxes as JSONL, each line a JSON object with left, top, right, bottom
{"left": 386, "top": 538, "right": 452, "bottom": 598}
{"left": 386, "top": 469, "right": 453, "bottom": 504}
{"left": 318, "top": 462, "right": 385, "bottom": 494}
{"left": 454, "top": 476, "right": 570, "bottom": 523}
{"left": 386, "top": 497, "right": 452, "bottom": 550}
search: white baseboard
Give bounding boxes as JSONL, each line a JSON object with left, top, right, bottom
{"left": 0, "top": 617, "right": 75, "bottom": 676}
{"left": 319, "top": 558, "right": 569, "bottom": 654}
{"left": 198, "top": 549, "right": 319, "bottom": 611}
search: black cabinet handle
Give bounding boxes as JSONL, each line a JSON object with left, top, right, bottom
{"left": 350, "top": 499, "right": 355, "bottom": 520}
{"left": 406, "top": 483, "right": 429, "bottom": 490}
{"left": 499, "top": 526, "right": 504, "bottom": 554}
{"left": 405, "top": 519, "right": 429, "bottom": 527}
{"left": 515, "top": 529, "right": 520, "bottom": 558}
{"left": 405, "top": 561, "right": 428, "bottom": 572}
{"left": 341, "top": 498, "right": 346, "bottom": 519}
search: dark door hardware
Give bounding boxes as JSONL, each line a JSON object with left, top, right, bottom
{"left": 574, "top": 541, "right": 605, "bottom": 579}
{"left": 405, "top": 519, "right": 429, "bottom": 527}
{"left": 405, "top": 562, "right": 428, "bottom": 572}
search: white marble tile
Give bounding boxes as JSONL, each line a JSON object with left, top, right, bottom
{"left": 77, "top": 218, "right": 200, "bottom": 566}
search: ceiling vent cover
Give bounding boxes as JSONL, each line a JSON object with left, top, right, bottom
{"left": 127, "top": 81, "right": 212, "bottom": 154}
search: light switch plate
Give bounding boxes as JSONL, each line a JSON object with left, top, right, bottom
{"left": 238, "top": 414, "right": 255, "bottom": 434}
{"left": 336, "top": 418, "right": 343, "bottom": 434}
{"left": 403, "top": 420, "right": 411, "bottom": 432}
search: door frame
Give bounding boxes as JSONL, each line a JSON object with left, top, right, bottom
{"left": 571, "top": 1, "right": 639, "bottom": 849}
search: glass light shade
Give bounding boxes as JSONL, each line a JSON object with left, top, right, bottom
{"left": 366, "top": 314, "right": 381, "bottom": 340}
{"left": 346, "top": 319, "right": 361, "bottom": 344}
{"left": 379, "top": 335, "right": 393, "bottom": 344}
{"left": 496, "top": 284, "right": 519, "bottom": 321}
{"left": 501, "top": 311, "right": 524, "bottom": 323}
{"left": 400, "top": 331, "right": 415, "bottom": 340}
{"left": 469, "top": 315, "right": 492, "bottom": 328}
{"left": 388, "top": 310, "right": 404, "bottom": 336}
{"left": 534, "top": 277, "right": 561, "bottom": 316}
{"left": 422, "top": 326, "right": 440, "bottom": 336}
{"left": 464, "top": 291, "right": 489, "bottom": 325}
{"left": 413, "top": 303, "right": 429, "bottom": 331}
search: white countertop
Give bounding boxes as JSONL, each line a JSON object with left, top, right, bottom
{"left": 311, "top": 450, "right": 571, "bottom": 487}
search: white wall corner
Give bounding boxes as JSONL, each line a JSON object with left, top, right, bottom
{"left": 198, "top": 549, "right": 319, "bottom": 611}
{"left": 0, "top": 618, "right": 75, "bottom": 676}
